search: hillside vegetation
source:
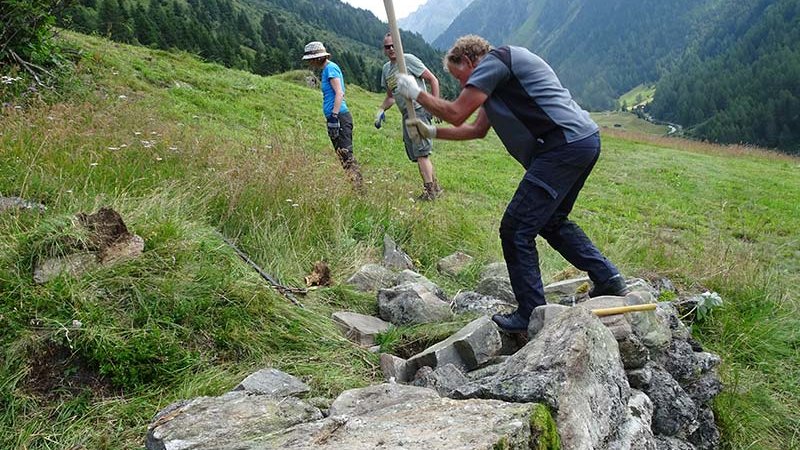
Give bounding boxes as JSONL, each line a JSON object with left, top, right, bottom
{"left": 59, "top": 0, "right": 460, "bottom": 97}
{"left": 1, "top": 32, "right": 799, "bottom": 449}
{"left": 650, "top": 0, "right": 800, "bottom": 151}
{"left": 433, "top": 0, "right": 800, "bottom": 153}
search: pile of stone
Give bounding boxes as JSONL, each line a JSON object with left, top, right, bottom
{"left": 146, "top": 235, "right": 722, "bottom": 449}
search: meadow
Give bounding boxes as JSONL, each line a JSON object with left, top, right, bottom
{"left": 1, "top": 32, "right": 798, "bottom": 449}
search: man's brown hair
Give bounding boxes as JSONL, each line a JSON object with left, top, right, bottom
{"left": 444, "top": 35, "right": 492, "bottom": 68}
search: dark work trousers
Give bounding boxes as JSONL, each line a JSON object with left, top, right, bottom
{"left": 499, "top": 132, "right": 619, "bottom": 319}
{"left": 329, "top": 111, "right": 356, "bottom": 170}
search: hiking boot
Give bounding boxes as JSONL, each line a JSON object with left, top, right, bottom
{"left": 432, "top": 179, "right": 444, "bottom": 195}
{"left": 491, "top": 311, "right": 530, "bottom": 333}
{"left": 588, "top": 274, "right": 629, "bottom": 297}
{"left": 348, "top": 166, "right": 364, "bottom": 193}
{"left": 416, "top": 182, "right": 438, "bottom": 201}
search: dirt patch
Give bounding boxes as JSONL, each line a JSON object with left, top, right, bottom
{"left": 26, "top": 342, "right": 118, "bottom": 401}
{"left": 76, "top": 207, "right": 132, "bottom": 252}
{"left": 304, "top": 261, "right": 332, "bottom": 287}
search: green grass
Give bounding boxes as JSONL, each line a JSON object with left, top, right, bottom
{"left": 592, "top": 111, "right": 670, "bottom": 136}
{"left": 618, "top": 83, "right": 657, "bottom": 109}
{"left": 2, "top": 31, "right": 799, "bottom": 449}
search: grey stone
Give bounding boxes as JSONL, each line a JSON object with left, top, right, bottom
{"left": 377, "top": 282, "right": 452, "bottom": 325}
{"left": 259, "top": 383, "right": 540, "bottom": 449}
{"left": 457, "top": 308, "right": 631, "bottom": 450}
{"left": 608, "top": 390, "right": 656, "bottom": 450}
{"left": 579, "top": 296, "right": 633, "bottom": 340}
{"left": 617, "top": 334, "right": 650, "bottom": 370}
{"left": 527, "top": 304, "right": 570, "bottom": 337}
{"left": 685, "top": 372, "right": 723, "bottom": 405}
{"left": 654, "top": 436, "right": 697, "bottom": 450}
{"left": 345, "top": 264, "right": 396, "bottom": 292}
{"left": 379, "top": 353, "right": 412, "bottom": 383}
{"left": 543, "top": 276, "right": 591, "bottom": 303}
{"left": 452, "top": 290, "right": 515, "bottom": 316}
{"left": 653, "top": 340, "right": 701, "bottom": 384}
{"left": 627, "top": 367, "right": 653, "bottom": 390}
{"left": 411, "top": 363, "right": 469, "bottom": 397}
{"left": 688, "top": 406, "right": 721, "bottom": 450}
{"left": 642, "top": 363, "right": 698, "bottom": 436}
{"left": 480, "top": 262, "right": 508, "bottom": 279}
{"left": 475, "top": 276, "right": 516, "bottom": 305}
{"left": 100, "top": 233, "right": 144, "bottom": 264}
{"left": 145, "top": 391, "right": 322, "bottom": 450}
{"left": 465, "top": 356, "right": 510, "bottom": 381}
{"left": 406, "top": 316, "right": 507, "bottom": 375}
{"left": 233, "top": 368, "right": 310, "bottom": 398}
{"left": 33, "top": 252, "right": 98, "bottom": 284}
{"left": 394, "top": 269, "right": 448, "bottom": 300}
{"left": 0, "top": 196, "right": 46, "bottom": 212}
{"left": 382, "top": 234, "right": 413, "bottom": 270}
{"left": 331, "top": 311, "right": 390, "bottom": 346}
{"left": 436, "top": 251, "right": 473, "bottom": 277}
{"left": 627, "top": 292, "right": 671, "bottom": 350}
{"left": 657, "top": 302, "right": 692, "bottom": 341}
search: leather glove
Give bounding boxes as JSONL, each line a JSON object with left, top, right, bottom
{"left": 374, "top": 109, "right": 386, "bottom": 129}
{"left": 396, "top": 74, "right": 422, "bottom": 100}
{"left": 405, "top": 118, "right": 437, "bottom": 142}
{"left": 326, "top": 114, "right": 340, "bottom": 140}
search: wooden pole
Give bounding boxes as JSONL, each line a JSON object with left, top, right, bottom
{"left": 383, "top": 0, "right": 417, "bottom": 122}
{"left": 591, "top": 303, "right": 657, "bottom": 317}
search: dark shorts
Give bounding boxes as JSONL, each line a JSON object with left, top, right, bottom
{"left": 329, "top": 111, "right": 354, "bottom": 152}
{"left": 401, "top": 108, "right": 433, "bottom": 162}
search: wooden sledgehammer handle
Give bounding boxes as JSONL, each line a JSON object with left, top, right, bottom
{"left": 383, "top": 0, "right": 417, "bottom": 122}
{"left": 591, "top": 303, "right": 657, "bottom": 317}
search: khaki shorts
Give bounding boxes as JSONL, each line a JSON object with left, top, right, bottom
{"left": 401, "top": 108, "right": 433, "bottom": 162}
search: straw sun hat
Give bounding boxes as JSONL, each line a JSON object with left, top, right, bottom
{"left": 302, "top": 41, "right": 331, "bottom": 60}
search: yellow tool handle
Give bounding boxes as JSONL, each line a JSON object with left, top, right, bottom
{"left": 591, "top": 303, "right": 657, "bottom": 317}
{"left": 383, "top": 0, "right": 417, "bottom": 121}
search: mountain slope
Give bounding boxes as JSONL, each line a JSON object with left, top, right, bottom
{"left": 398, "top": 0, "right": 475, "bottom": 45}
{"left": 649, "top": 0, "right": 800, "bottom": 152}
{"left": 431, "top": 0, "right": 799, "bottom": 152}
{"left": 60, "top": 0, "right": 459, "bottom": 96}
{"left": 433, "top": 0, "right": 708, "bottom": 110}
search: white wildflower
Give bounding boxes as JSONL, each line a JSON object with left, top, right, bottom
{"left": 1, "top": 76, "right": 21, "bottom": 85}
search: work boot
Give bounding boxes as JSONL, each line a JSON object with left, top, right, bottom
{"left": 416, "top": 182, "right": 437, "bottom": 201}
{"left": 588, "top": 274, "right": 629, "bottom": 297}
{"left": 491, "top": 310, "right": 530, "bottom": 333}
{"left": 432, "top": 179, "right": 444, "bottom": 196}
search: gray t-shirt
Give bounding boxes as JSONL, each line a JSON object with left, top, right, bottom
{"left": 467, "top": 46, "right": 599, "bottom": 168}
{"left": 381, "top": 53, "right": 428, "bottom": 113}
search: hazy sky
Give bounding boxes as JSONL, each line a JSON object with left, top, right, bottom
{"left": 341, "top": 0, "right": 428, "bottom": 22}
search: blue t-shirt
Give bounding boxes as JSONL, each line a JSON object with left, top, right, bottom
{"left": 321, "top": 61, "right": 349, "bottom": 117}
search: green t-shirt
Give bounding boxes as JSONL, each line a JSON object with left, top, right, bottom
{"left": 381, "top": 53, "right": 428, "bottom": 114}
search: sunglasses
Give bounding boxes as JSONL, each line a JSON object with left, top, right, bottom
{"left": 384, "top": 44, "right": 394, "bottom": 50}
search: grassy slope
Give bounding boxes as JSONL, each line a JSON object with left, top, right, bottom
{"left": 1, "top": 32, "right": 799, "bottom": 449}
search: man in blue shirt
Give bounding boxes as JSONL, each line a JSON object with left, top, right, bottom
{"left": 303, "top": 41, "right": 363, "bottom": 190}
{"left": 396, "top": 35, "right": 628, "bottom": 333}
